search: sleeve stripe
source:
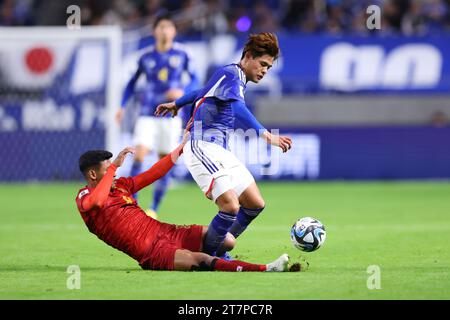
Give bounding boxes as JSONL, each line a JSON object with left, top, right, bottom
{"left": 204, "top": 75, "right": 227, "bottom": 98}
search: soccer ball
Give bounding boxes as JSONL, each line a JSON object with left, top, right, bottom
{"left": 290, "top": 217, "right": 326, "bottom": 252}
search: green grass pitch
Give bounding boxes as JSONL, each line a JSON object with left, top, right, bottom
{"left": 0, "top": 181, "right": 449, "bottom": 299}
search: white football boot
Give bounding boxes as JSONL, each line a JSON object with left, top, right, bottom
{"left": 266, "top": 254, "right": 290, "bottom": 272}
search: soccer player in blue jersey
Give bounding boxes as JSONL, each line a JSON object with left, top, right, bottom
{"left": 155, "top": 32, "right": 292, "bottom": 259}
{"left": 116, "top": 13, "right": 199, "bottom": 219}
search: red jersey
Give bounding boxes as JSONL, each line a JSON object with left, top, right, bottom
{"left": 75, "top": 151, "right": 181, "bottom": 268}
{"left": 76, "top": 177, "right": 163, "bottom": 266}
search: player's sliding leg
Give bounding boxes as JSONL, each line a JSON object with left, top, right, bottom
{"left": 149, "top": 153, "right": 171, "bottom": 213}
{"left": 220, "top": 233, "right": 236, "bottom": 252}
{"left": 173, "top": 250, "right": 291, "bottom": 272}
{"left": 202, "top": 190, "right": 239, "bottom": 256}
{"left": 199, "top": 225, "right": 235, "bottom": 258}
{"left": 217, "top": 232, "right": 235, "bottom": 260}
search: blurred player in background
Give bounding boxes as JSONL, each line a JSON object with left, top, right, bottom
{"left": 75, "top": 145, "right": 300, "bottom": 272}
{"left": 116, "top": 12, "right": 199, "bottom": 219}
{"left": 155, "top": 32, "right": 292, "bottom": 259}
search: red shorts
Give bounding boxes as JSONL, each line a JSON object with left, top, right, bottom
{"left": 140, "top": 224, "right": 204, "bottom": 270}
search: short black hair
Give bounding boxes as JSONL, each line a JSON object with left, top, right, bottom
{"left": 78, "top": 150, "right": 112, "bottom": 175}
{"left": 153, "top": 11, "right": 174, "bottom": 29}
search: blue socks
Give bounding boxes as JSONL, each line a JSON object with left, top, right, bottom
{"left": 130, "top": 161, "right": 142, "bottom": 200}
{"left": 203, "top": 211, "right": 236, "bottom": 256}
{"left": 228, "top": 206, "right": 265, "bottom": 239}
{"left": 130, "top": 161, "right": 142, "bottom": 177}
{"left": 151, "top": 173, "right": 170, "bottom": 212}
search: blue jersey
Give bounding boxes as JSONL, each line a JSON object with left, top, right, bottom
{"left": 122, "top": 43, "right": 198, "bottom": 117}
{"left": 181, "top": 64, "right": 265, "bottom": 148}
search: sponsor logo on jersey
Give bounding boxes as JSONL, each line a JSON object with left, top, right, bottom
{"left": 169, "top": 55, "right": 181, "bottom": 68}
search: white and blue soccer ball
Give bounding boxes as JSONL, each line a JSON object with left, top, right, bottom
{"left": 290, "top": 217, "right": 326, "bottom": 252}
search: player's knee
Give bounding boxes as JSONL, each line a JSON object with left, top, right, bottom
{"left": 217, "top": 198, "right": 240, "bottom": 214}
{"left": 224, "top": 203, "right": 240, "bottom": 214}
{"left": 252, "top": 194, "right": 266, "bottom": 210}
{"left": 216, "top": 190, "right": 240, "bottom": 214}
{"left": 254, "top": 199, "right": 265, "bottom": 210}
{"left": 223, "top": 233, "right": 236, "bottom": 251}
{"left": 245, "top": 199, "right": 265, "bottom": 211}
{"left": 239, "top": 191, "right": 265, "bottom": 210}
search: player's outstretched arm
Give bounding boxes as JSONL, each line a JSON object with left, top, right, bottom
{"left": 232, "top": 100, "right": 266, "bottom": 132}
{"left": 131, "top": 137, "right": 187, "bottom": 193}
{"left": 81, "top": 147, "right": 135, "bottom": 211}
{"left": 232, "top": 100, "right": 292, "bottom": 153}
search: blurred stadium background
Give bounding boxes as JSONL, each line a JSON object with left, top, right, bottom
{"left": 1, "top": 0, "right": 450, "bottom": 181}
{"left": 1, "top": 0, "right": 450, "bottom": 299}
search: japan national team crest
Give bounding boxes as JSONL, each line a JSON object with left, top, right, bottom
{"left": 169, "top": 55, "right": 181, "bottom": 68}
{"left": 146, "top": 59, "right": 156, "bottom": 69}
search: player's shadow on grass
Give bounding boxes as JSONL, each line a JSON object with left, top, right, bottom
{"left": 0, "top": 264, "right": 139, "bottom": 272}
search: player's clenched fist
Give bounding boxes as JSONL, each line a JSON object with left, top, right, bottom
{"left": 112, "top": 147, "right": 135, "bottom": 167}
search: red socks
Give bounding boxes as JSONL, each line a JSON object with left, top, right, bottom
{"left": 211, "top": 258, "right": 266, "bottom": 272}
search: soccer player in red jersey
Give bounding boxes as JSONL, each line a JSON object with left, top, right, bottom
{"left": 75, "top": 144, "right": 299, "bottom": 272}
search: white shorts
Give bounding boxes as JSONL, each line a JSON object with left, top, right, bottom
{"left": 133, "top": 116, "right": 182, "bottom": 155}
{"left": 183, "top": 140, "right": 255, "bottom": 202}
